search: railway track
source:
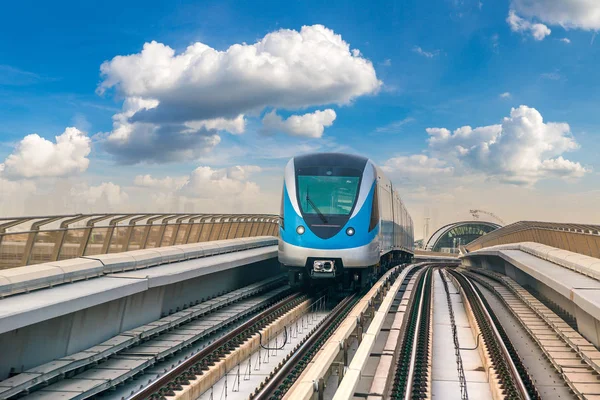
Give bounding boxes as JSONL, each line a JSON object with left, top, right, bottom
{"left": 447, "top": 269, "right": 540, "bottom": 400}
{"left": 14, "top": 277, "right": 292, "bottom": 400}
{"left": 251, "top": 293, "right": 358, "bottom": 399}
{"left": 129, "top": 292, "right": 308, "bottom": 400}
{"left": 464, "top": 268, "right": 600, "bottom": 399}
{"left": 20, "top": 263, "right": 590, "bottom": 400}
{"left": 390, "top": 267, "right": 433, "bottom": 399}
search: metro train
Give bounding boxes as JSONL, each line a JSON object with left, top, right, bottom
{"left": 278, "top": 153, "right": 414, "bottom": 289}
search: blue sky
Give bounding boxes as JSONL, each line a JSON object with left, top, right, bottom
{"left": 1, "top": 0, "right": 599, "bottom": 238}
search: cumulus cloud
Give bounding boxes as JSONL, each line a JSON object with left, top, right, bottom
{"left": 184, "top": 115, "right": 246, "bottom": 135}
{"left": 179, "top": 166, "right": 260, "bottom": 199}
{"left": 382, "top": 155, "right": 454, "bottom": 179}
{"left": 134, "top": 174, "right": 188, "bottom": 190}
{"left": 2, "top": 127, "right": 91, "bottom": 179}
{"left": 261, "top": 109, "right": 336, "bottom": 138}
{"left": 560, "top": 37, "right": 572, "bottom": 43}
{"left": 507, "top": 10, "right": 551, "bottom": 40}
{"left": 70, "top": 182, "right": 129, "bottom": 209}
{"left": 131, "top": 164, "right": 272, "bottom": 213}
{"left": 226, "top": 165, "right": 262, "bottom": 181}
{"left": 499, "top": 92, "right": 511, "bottom": 98}
{"left": 0, "top": 175, "right": 37, "bottom": 215}
{"left": 512, "top": 0, "right": 600, "bottom": 31}
{"left": 102, "top": 97, "right": 221, "bottom": 164}
{"left": 426, "top": 105, "right": 588, "bottom": 185}
{"left": 97, "top": 25, "right": 380, "bottom": 163}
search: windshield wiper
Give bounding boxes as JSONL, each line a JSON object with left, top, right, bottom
{"left": 306, "top": 188, "right": 328, "bottom": 224}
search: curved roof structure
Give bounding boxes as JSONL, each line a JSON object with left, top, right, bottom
{"left": 425, "top": 220, "right": 501, "bottom": 252}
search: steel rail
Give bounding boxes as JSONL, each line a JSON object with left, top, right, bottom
{"left": 448, "top": 270, "right": 534, "bottom": 400}
{"left": 129, "top": 291, "right": 305, "bottom": 400}
{"left": 251, "top": 293, "right": 357, "bottom": 400}
{"left": 404, "top": 267, "right": 430, "bottom": 400}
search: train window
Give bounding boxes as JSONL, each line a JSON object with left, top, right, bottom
{"left": 369, "top": 186, "right": 379, "bottom": 231}
{"left": 297, "top": 175, "right": 360, "bottom": 216}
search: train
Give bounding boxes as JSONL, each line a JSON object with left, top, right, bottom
{"left": 278, "top": 152, "right": 414, "bottom": 289}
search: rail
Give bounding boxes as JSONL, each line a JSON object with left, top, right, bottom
{"left": 0, "top": 213, "right": 279, "bottom": 269}
{"left": 465, "top": 220, "right": 600, "bottom": 257}
{"left": 130, "top": 291, "right": 305, "bottom": 400}
{"left": 252, "top": 294, "right": 357, "bottom": 400}
{"left": 448, "top": 269, "right": 539, "bottom": 400}
{"left": 391, "top": 267, "right": 432, "bottom": 399}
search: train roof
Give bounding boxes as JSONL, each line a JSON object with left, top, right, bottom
{"left": 292, "top": 152, "right": 369, "bottom": 170}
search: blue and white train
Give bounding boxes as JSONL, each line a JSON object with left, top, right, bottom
{"left": 278, "top": 153, "right": 414, "bottom": 289}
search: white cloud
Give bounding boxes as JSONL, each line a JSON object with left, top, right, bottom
{"left": 381, "top": 59, "right": 392, "bottom": 66}
{"left": 0, "top": 175, "right": 37, "bottom": 215}
{"left": 102, "top": 97, "right": 222, "bottom": 164}
{"left": 70, "top": 182, "right": 129, "bottom": 208}
{"left": 184, "top": 115, "right": 246, "bottom": 135}
{"left": 261, "top": 109, "right": 336, "bottom": 138}
{"left": 134, "top": 164, "right": 273, "bottom": 213}
{"left": 560, "top": 37, "right": 572, "bottom": 43}
{"left": 507, "top": 10, "right": 551, "bottom": 40}
{"left": 97, "top": 25, "right": 380, "bottom": 163}
{"left": 499, "top": 92, "right": 511, "bottom": 98}
{"left": 426, "top": 105, "right": 588, "bottom": 185}
{"left": 382, "top": 155, "right": 454, "bottom": 179}
{"left": 512, "top": 0, "right": 600, "bottom": 31}
{"left": 2, "top": 127, "right": 91, "bottom": 179}
{"left": 226, "top": 165, "right": 262, "bottom": 181}
{"left": 412, "top": 46, "right": 439, "bottom": 58}
{"left": 134, "top": 174, "right": 188, "bottom": 190}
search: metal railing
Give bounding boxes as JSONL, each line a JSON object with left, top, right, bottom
{"left": 465, "top": 221, "right": 600, "bottom": 258}
{"left": 0, "top": 213, "right": 280, "bottom": 270}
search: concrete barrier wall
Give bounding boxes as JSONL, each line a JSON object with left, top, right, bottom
{"left": 0, "top": 258, "right": 281, "bottom": 379}
{"left": 463, "top": 253, "right": 600, "bottom": 348}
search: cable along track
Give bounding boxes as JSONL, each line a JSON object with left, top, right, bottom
{"left": 439, "top": 268, "right": 469, "bottom": 400}
{"left": 464, "top": 268, "right": 600, "bottom": 399}
{"left": 447, "top": 269, "right": 540, "bottom": 400}
{"left": 128, "top": 291, "right": 308, "bottom": 400}
{"left": 251, "top": 293, "right": 358, "bottom": 400}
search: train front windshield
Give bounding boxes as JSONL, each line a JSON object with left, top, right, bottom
{"left": 297, "top": 174, "right": 360, "bottom": 216}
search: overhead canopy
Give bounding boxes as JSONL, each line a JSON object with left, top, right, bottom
{"left": 426, "top": 221, "right": 501, "bottom": 252}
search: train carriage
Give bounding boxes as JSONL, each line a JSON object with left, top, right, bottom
{"left": 278, "top": 152, "right": 414, "bottom": 289}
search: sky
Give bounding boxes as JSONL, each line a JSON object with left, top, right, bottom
{"left": 1, "top": 0, "right": 599, "bottom": 240}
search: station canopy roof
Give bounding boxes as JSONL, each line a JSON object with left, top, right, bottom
{"left": 425, "top": 221, "right": 501, "bottom": 251}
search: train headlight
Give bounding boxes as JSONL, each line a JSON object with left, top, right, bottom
{"left": 296, "top": 225, "right": 305, "bottom": 235}
{"left": 346, "top": 227, "right": 355, "bottom": 236}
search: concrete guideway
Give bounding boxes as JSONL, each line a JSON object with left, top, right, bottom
{"left": 281, "top": 263, "right": 421, "bottom": 400}
{"left": 0, "top": 237, "right": 282, "bottom": 389}
{"left": 5, "top": 218, "right": 600, "bottom": 400}
{"left": 0, "top": 277, "right": 289, "bottom": 399}
{"left": 466, "top": 269, "right": 600, "bottom": 398}
{"left": 0, "top": 237, "right": 277, "bottom": 298}
{"left": 463, "top": 242, "right": 600, "bottom": 348}
{"left": 431, "top": 270, "right": 492, "bottom": 399}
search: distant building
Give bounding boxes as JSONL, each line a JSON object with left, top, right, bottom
{"left": 425, "top": 221, "right": 501, "bottom": 253}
